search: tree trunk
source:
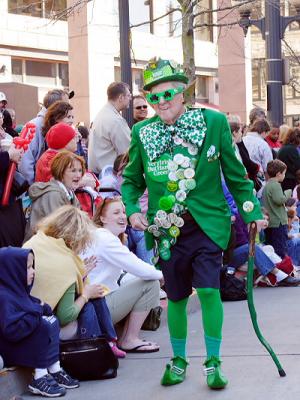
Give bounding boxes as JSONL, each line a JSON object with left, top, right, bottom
{"left": 178, "top": 0, "right": 196, "bottom": 105}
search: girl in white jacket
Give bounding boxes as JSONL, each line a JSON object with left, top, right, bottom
{"left": 84, "top": 197, "right": 162, "bottom": 353}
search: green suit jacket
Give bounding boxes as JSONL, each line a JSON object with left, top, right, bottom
{"left": 122, "top": 108, "right": 262, "bottom": 250}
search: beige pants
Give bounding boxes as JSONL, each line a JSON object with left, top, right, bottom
{"left": 105, "top": 278, "right": 160, "bottom": 324}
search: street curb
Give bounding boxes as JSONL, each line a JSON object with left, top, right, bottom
{"left": 3, "top": 294, "right": 200, "bottom": 399}
{"left": 0, "top": 367, "right": 31, "bottom": 400}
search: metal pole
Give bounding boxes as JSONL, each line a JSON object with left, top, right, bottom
{"left": 118, "top": 0, "right": 133, "bottom": 127}
{"left": 265, "top": 0, "right": 283, "bottom": 125}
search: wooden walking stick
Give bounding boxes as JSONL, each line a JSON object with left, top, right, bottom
{"left": 247, "top": 221, "right": 286, "bottom": 377}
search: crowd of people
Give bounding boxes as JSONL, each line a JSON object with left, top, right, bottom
{"left": 0, "top": 56, "right": 300, "bottom": 398}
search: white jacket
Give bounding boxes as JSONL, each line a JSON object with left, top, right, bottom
{"left": 88, "top": 102, "right": 130, "bottom": 174}
{"left": 84, "top": 228, "right": 162, "bottom": 292}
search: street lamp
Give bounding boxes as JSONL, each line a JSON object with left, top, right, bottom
{"left": 234, "top": 0, "right": 300, "bottom": 125}
{"left": 118, "top": 0, "right": 133, "bottom": 127}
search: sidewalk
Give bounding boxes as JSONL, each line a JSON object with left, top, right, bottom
{"left": 21, "top": 286, "right": 300, "bottom": 400}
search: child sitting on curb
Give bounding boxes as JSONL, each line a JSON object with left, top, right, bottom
{"left": 0, "top": 247, "right": 79, "bottom": 397}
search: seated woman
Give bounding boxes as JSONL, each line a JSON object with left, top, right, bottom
{"left": 25, "top": 151, "right": 84, "bottom": 240}
{"left": 101, "top": 152, "right": 153, "bottom": 264}
{"left": 0, "top": 247, "right": 79, "bottom": 397}
{"left": 84, "top": 197, "right": 162, "bottom": 353}
{"left": 23, "top": 205, "right": 122, "bottom": 357}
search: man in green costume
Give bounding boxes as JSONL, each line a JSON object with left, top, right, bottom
{"left": 121, "top": 58, "right": 267, "bottom": 389}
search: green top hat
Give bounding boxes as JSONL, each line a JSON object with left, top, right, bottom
{"left": 143, "top": 57, "right": 188, "bottom": 91}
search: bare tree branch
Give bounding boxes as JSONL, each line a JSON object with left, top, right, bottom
{"left": 193, "top": 0, "right": 256, "bottom": 17}
{"left": 130, "top": 7, "right": 181, "bottom": 29}
{"left": 50, "top": 0, "right": 93, "bottom": 22}
{"left": 194, "top": 20, "right": 240, "bottom": 27}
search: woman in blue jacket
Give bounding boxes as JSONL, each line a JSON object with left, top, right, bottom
{"left": 0, "top": 247, "right": 79, "bottom": 397}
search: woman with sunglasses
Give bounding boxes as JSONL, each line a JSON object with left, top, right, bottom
{"left": 133, "top": 95, "right": 148, "bottom": 125}
{"left": 83, "top": 197, "right": 162, "bottom": 353}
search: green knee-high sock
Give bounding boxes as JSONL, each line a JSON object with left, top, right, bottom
{"left": 196, "top": 288, "right": 223, "bottom": 359}
{"left": 168, "top": 297, "right": 189, "bottom": 359}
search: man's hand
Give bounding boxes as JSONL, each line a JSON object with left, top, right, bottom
{"left": 129, "top": 213, "right": 149, "bottom": 231}
{"left": 255, "top": 219, "right": 268, "bottom": 232}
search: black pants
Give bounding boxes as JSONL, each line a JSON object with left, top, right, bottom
{"left": 159, "top": 214, "right": 223, "bottom": 302}
{"left": 0, "top": 200, "right": 25, "bottom": 247}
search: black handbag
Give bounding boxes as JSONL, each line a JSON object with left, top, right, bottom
{"left": 220, "top": 268, "right": 247, "bottom": 302}
{"left": 141, "top": 306, "right": 163, "bottom": 331}
{"left": 60, "top": 337, "right": 119, "bottom": 381}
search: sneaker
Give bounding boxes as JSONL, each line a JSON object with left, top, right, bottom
{"left": 28, "top": 374, "right": 66, "bottom": 397}
{"left": 51, "top": 369, "right": 80, "bottom": 389}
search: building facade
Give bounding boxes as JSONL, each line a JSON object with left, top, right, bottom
{"left": 68, "top": 0, "right": 220, "bottom": 125}
{"left": 0, "top": 0, "right": 219, "bottom": 125}
{"left": 251, "top": 0, "right": 300, "bottom": 126}
{"left": 0, "top": 0, "right": 68, "bottom": 123}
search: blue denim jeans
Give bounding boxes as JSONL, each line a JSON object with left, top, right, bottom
{"left": 232, "top": 244, "right": 274, "bottom": 276}
{"left": 264, "top": 224, "right": 288, "bottom": 260}
{"left": 77, "top": 298, "right": 116, "bottom": 340}
{"left": 287, "top": 237, "right": 300, "bottom": 266}
{"left": 127, "top": 227, "right": 153, "bottom": 264}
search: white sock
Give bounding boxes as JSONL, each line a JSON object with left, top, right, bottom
{"left": 48, "top": 361, "right": 61, "bottom": 374}
{"left": 34, "top": 368, "right": 48, "bottom": 380}
{"left": 274, "top": 270, "right": 288, "bottom": 282}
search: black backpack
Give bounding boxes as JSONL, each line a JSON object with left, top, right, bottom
{"left": 220, "top": 268, "right": 247, "bottom": 301}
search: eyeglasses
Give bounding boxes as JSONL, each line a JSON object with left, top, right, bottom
{"left": 146, "top": 87, "right": 184, "bottom": 105}
{"left": 135, "top": 105, "right": 148, "bottom": 110}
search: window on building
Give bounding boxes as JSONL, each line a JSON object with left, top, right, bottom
{"left": 167, "top": 2, "right": 182, "bottom": 37}
{"left": 284, "top": 114, "right": 300, "bottom": 126}
{"left": 58, "top": 63, "right": 69, "bottom": 87}
{"left": 288, "top": 3, "right": 300, "bottom": 30}
{"left": 11, "top": 59, "right": 23, "bottom": 83}
{"left": 194, "top": 0, "right": 213, "bottom": 42}
{"left": 252, "top": 59, "right": 266, "bottom": 101}
{"left": 195, "top": 76, "right": 209, "bottom": 103}
{"left": 249, "top": 0, "right": 263, "bottom": 33}
{"left": 26, "top": 60, "right": 56, "bottom": 86}
{"left": 11, "top": 58, "right": 69, "bottom": 87}
{"left": 285, "top": 63, "right": 300, "bottom": 99}
{"left": 8, "top": 0, "right": 67, "bottom": 20}
{"left": 114, "top": 66, "right": 144, "bottom": 93}
{"left": 129, "top": 0, "right": 153, "bottom": 33}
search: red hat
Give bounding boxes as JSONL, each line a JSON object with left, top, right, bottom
{"left": 46, "top": 123, "right": 76, "bottom": 150}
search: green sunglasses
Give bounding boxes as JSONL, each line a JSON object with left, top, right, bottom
{"left": 146, "top": 87, "right": 184, "bottom": 105}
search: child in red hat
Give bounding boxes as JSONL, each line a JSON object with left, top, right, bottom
{"left": 35, "top": 123, "right": 77, "bottom": 183}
